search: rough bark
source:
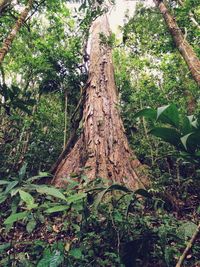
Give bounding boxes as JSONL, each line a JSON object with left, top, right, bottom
{"left": 154, "top": 0, "right": 200, "bottom": 87}
{"left": 0, "top": 0, "right": 33, "bottom": 64}
{"left": 52, "top": 15, "right": 147, "bottom": 190}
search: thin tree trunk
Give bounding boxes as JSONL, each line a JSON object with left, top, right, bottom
{"left": 63, "top": 90, "right": 68, "bottom": 150}
{"left": 0, "top": 0, "right": 33, "bottom": 64}
{"left": 51, "top": 14, "right": 147, "bottom": 190}
{"left": 154, "top": 0, "right": 200, "bottom": 86}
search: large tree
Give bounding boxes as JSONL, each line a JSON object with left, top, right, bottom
{"left": 51, "top": 14, "right": 147, "bottom": 189}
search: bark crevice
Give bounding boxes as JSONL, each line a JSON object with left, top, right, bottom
{"left": 52, "top": 14, "right": 147, "bottom": 190}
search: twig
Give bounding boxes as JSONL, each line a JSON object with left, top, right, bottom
{"left": 175, "top": 222, "right": 200, "bottom": 267}
{"left": 25, "top": 0, "right": 46, "bottom": 22}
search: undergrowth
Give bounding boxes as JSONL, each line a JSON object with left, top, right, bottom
{"left": 0, "top": 166, "right": 199, "bottom": 267}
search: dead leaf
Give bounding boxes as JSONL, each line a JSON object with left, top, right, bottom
{"left": 52, "top": 225, "right": 59, "bottom": 233}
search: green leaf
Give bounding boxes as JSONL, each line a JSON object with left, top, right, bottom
{"left": 134, "top": 188, "right": 151, "bottom": 198}
{"left": 0, "top": 180, "right": 10, "bottom": 185}
{"left": 188, "top": 131, "right": 200, "bottom": 146}
{"left": 0, "top": 195, "right": 7, "bottom": 204}
{"left": 35, "top": 186, "right": 66, "bottom": 201}
{"left": 67, "top": 180, "right": 80, "bottom": 190}
{"left": 157, "top": 104, "right": 179, "bottom": 128}
{"left": 0, "top": 243, "right": 11, "bottom": 251}
{"left": 149, "top": 127, "right": 181, "bottom": 147}
{"left": 37, "top": 256, "right": 51, "bottom": 267}
{"left": 177, "top": 222, "right": 198, "bottom": 240}
{"left": 18, "top": 163, "right": 28, "bottom": 180}
{"left": 37, "top": 250, "right": 63, "bottom": 267}
{"left": 4, "top": 211, "right": 28, "bottom": 225}
{"left": 187, "top": 115, "right": 198, "bottom": 128}
{"left": 44, "top": 205, "right": 68, "bottom": 214}
{"left": 133, "top": 108, "right": 157, "bottom": 120}
{"left": 19, "top": 190, "right": 35, "bottom": 208}
{"left": 69, "top": 248, "right": 83, "bottom": 259}
{"left": 181, "top": 131, "right": 200, "bottom": 152}
{"left": 157, "top": 105, "right": 170, "bottom": 119}
{"left": 94, "top": 184, "right": 132, "bottom": 210}
{"left": 26, "top": 172, "right": 51, "bottom": 183}
{"left": 113, "top": 210, "right": 123, "bottom": 222}
{"left": 180, "top": 133, "right": 193, "bottom": 150}
{"left": 5, "top": 181, "right": 18, "bottom": 194}
{"left": 49, "top": 251, "right": 64, "bottom": 267}
{"left": 10, "top": 188, "right": 20, "bottom": 197}
{"left": 66, "top": 193, "right": 87, "bottom": 204}
{"left": 182, "top": 116, "right": 194, "bottom": 135}
{"left": 26, "top": 218, "right": 37, "bottom": 233}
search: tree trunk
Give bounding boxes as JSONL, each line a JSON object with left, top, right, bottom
{"left": 52, "top": 14, "right": 147, "bottom": 190}
{"left": 0, "top": 0, "right": 33, "bottom": 64}
{"left": 154, "top": 0, "right": 200, "bottom": 87}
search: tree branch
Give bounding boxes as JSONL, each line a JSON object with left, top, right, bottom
{"left": 176, "top": 222, "right": 200, "bottom": 267}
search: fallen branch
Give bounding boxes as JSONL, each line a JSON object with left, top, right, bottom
{"left": 176, "top": 222, "right": 200, "bottom": 267}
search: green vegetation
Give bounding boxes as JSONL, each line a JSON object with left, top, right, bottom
{"left": 0, "top": 0, "right": 200, "bottom": 266}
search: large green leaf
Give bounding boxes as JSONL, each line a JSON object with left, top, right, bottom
{"left": 66, "top": 192, "right": 87, "bottom": 204}
{"left": 157, "top": 105, "right": 170, "bottom": 119}
{"left": 188, "top": 131, "right": 200, "bottom": 146}
{"left": 37, "top": 250, "right": 63, "bottom": 267}
{"left": 49, "top": 251, "right": 64, "bottom": 267}
{"left": 187, "top": 115, "right": 198, "bottom": 128}
{"left": 94, "top": 184, "right": 132, "bottom": 210}
{"left": 0, "top": 180, "right": 10, "bottom": 185}
{"left": 149, "top": 127, "right": 181, "bottom": 147}
{"left": 26, "top": 172, "right": 51, "bottom": 183}
{"left": 4, "top": 181, "right": 18, "bottom": 194}
{"left": 4, "top": 211, "right": 28, "bottom": 225}
{"left": 180, "top": 133, "right": 193, "bottom": 150}
{"left": 182, "top": 116, "right": 194, "bottom": 135}
{"left": 44, "top": 205, "right": 68, "bottom": 214}
{"left": 181, "top": 131, "right": 200, "bottom": 152}
{"left": 133, "top": 108, "right": 157, "bottom": 120}
{"left": 157, "top": 104, "right": 179, "bottom": 128}
{"left": 37, "top": 250, "right": 51, "bottom": 267}
{"left": 134, "top": 189, "right": 151, "bottom": 198}
{"left": 19, "top": 190, "right": 37, "bottom": 210}
{"left": 35, "top": 186, "right": 66, "bottom": 201}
